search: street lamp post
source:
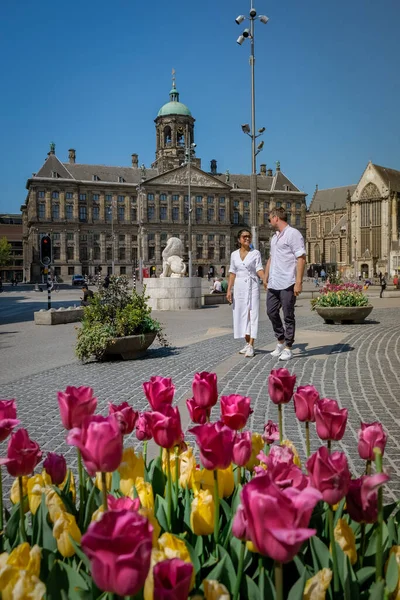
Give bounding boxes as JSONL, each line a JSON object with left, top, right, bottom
{"left": 107, "top": 204, "right": 115, "bottom": 275}
{"left": 236, "top": 3, "right": 268, "bottom": 249}
{"left": 185, "top": 131, "right": 196, "bottom": 278}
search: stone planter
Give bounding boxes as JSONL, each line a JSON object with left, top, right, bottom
{"left": 315, "top": 305, "right": 373, "bottom": 324}
{"left": 103, "top": 332, "right": 157, "bottom": 360}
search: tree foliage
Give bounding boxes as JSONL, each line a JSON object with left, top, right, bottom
{"left": 0, "top": 236, "right": 12, "bottom": 267}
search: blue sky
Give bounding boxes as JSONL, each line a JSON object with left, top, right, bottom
{"left": 0, "top": 0, "right": 399, "bottom": 213}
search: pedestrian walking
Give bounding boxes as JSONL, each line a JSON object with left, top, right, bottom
{"left": 103, "top": 274, "right": 110, "bottom": 289}
{"left": 380, "top": 272, "right": 387, "bottom": 298}
{"left": 226, "top": 229, "right": 265, "bottom": 358}
{"left": 264, "top": 207, "right": 306, "bottom": 361}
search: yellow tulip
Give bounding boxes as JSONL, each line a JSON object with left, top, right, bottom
{"left": 144, "top": 548, "right": 167, "bottom": 600}
{"left": 119, "top": 447, "right": 145, "bottom": 496}
{"left": 333, "top": 519, "right": 357, "bottom": 565}
{"left": 282, "top": 439, "right": 302, "bottom": 467}
{"left": 139, "top": 507, "right": 161, "bottom": 546}
{"left": 0, "top": 567, "right": 46, "bottom": 600}
{"left": 245, "top": 433, "right": 264, "bottom": 471}
{"left": 52, "top": 512, "right": 81, "bottom": 557}
{"left": 200, "top": 465, "right": 235, "bottom": 499}
{"left": 59, "top": 469, "right": 76, "bottom": 503}
{"left": 179, "top": 447, "right": 196, "bottom": 488}
{"left": 10, "top": 476, "right": 29, "bottom": 512}
{"left": 190, "top": 489, "right": 215, "bottom": 536}
{"left": 246, "top": 540, "right": 258, "bottom": 553}
{"left": 95, "top": 471, "right": 112, "bottom": 492}
{"left": 3, "top": 543, "right": 41, "bottom": 577}
{"left": 162, "top": 448, "right": 180, "bottom": 483}
{"left": 91, "top": 506, "right": 105, "bottom": 522}
{"left": 203, "top": 579, "right": 231, "bottom": 600}
{"left": 303, "top": 568, "right": 332, "bottom": 600}
{"left": 385, "top": 546, "right": 400, "bottom": 599}
{"left": 45, "top": 488, "right": 66, "bottom": 523}
{"left": 27, "top": 474, "right": 47, "bottom": 515}
{"left": 134, "top": 477, "right": 154, "bottom": 511}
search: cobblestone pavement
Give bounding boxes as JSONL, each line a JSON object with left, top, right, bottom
{"left": 1, "top": 306, "right": 400, "bottom": 501}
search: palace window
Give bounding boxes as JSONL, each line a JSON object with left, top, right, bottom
{"left": 196, "top": 207, "right": 203, "bottom": 221}
{"left": 38, "top": 204, "right": 45, "bottom": 218}
{"left": 119, "top": 247, "right": 126, "bottom": 260}
{"left": 52, "top": 233, "right": 60, "bottom": 241}
{"left": 67, "top": 232, "right": 74, "bottom": 241}
{"left": 148, "top": 247, "right": 155, "bottom": 260}
{"left": 118, "top": 206, "right": 125, "bottom": 222}
{"left": 196, "top": 195, "right": 203, "bottom": 204}
{"left": 208, "top": 247, "right": 215, "bottom": 259}
{"left": 311, "top": 220, "right": 317, "bottom": 237}
{"left": 208, "top": 208, "right": 214, "bottom": 221}
{"left": 147, "top": 206, "right": 155, "bottom": 220}
{"left": 160, "top": 194, "right": 167, "bottom": 201}
{"left": 79, "top": 193, "right": 87, "bottom": 201}
{"left": 233, "top": 211, "right": 239, "bottom": 225}
{"left": 172, "top": 207, "right": 179, "bottom": 221}
{"left": 52, "top": 204, "right": 59, "bottom": 219}
{"left": 147, "top": 193, "right": 154, "bottom": 201}
{"left": 52, "top": 191, "right": 59, "bottom": 199}
{"left": 105, "top": 194, "right": 112, "bottom": 202}
{"left": 243, "top": 212, "right": 250, "bottom": 225}
{"left": 79, "top": 206, "right": 87, "bottom": 222}
{"left": 296, "top": 215, "right": 301, "bottom": 226}
{"left": 118, "top": 195, "right": 125, "bottom": 203}
{"left": 219, "top": 197, "right": 225, "bottom": 204}
{"left": 93, "top": 206, "right": 99, "bottom": 221}
{"left": 131, "top": 207, "right": 137, "bottom": 221}
{"left": 219, "top": 208, "right": 226, "bottom": 221}
{"left": 66, "top": 204, "right": 73, "bottom": 220}
{"left": 244, "top": 201, "right": 249, "bottom": 208}
{"left": 172, "top": 194, "right": 179, "bottom": 202}
{"left": 38, "top": 191, "right": 45, "bottom": 198}
{"left": 93, "top": 246, "right": 101, "bottom": 260}
{"left": 92, "top": 194, "right": 100, "bottom": 201}
{"left": 67, "top": 247, "right": 74, "bottom": 260}
{"left": 53, "top": 247, "right": 60, "bottom": 260}
{"left": 106, "top": 208, "right": 112, "bottom": 222}
{"left": 207, "top": 196, "right": 214, "bottom": 204}
{"left": 160, "top": 206, "right": 167, "bottom": 220}
{"left": 66, "top": 192, "right": 73, "bottom": 199}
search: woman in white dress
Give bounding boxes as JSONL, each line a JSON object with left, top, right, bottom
{"left": 226, "top": 229, "right": 265, "bottom": 357}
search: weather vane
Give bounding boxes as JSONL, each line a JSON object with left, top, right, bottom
{"left": 172, "top": 68, "right": 176, "bottom": 88}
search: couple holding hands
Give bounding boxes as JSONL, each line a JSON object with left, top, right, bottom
{"left": 226, "top": 207, "right": 306, "bottom": 361}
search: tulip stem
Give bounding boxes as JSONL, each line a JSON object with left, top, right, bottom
{"left": 375, "top": 447, "right": 383, "bottom": 581}
{"left": 77, "top": 449, "right": 85, "bottom": 522}
{"left": 327, "top": 439, "right": 332, "bottom": 453}
{"left": 18, "top": 476, "right": 27, "bottom": 542}
{"left": 143, "top": 440, "right": 148, "bottom": 470}
{"left": 101, "top": 472, "right": 108, "bottom": 512}
{"left": 263, "top": 443, "right": 270, "bottom": 456}
{"left": 278, "top": 404, "right": 283, "bottom": 444}
{"left": 166, "top": 448, "right": 172, "bottom": 531}
{"left": 328, "top": 505, "right": 339, "bottom": 594}
{"left": 305, "top": 421, "right": 310, "bottom": 457}
{"left": 274, "top": 561, "right": 283, "bottom": 600}
{"left": 0, "top": 465, "right": 3, "bottom": 534}
{"left": 213, "top": 470, "right": 220, "bottom": 546}
{"left": 359, "top": 523, "right": 366, "bottom": 568}
{"left": 232, "top": 540, "right": 245, "bottom": 600}
{"left": 235, "top": 466, "right": 241, "bottom": 486}
{"left": 174, "top": 446, "right": 179, "bottom": 506}
{"left": 259, "top": 558, "right": 265, "bottom": 598}
{"left": 365, "top": 459, "right": 371, "bottom": 476}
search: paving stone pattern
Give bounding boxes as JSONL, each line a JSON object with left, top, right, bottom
{"left": 1, "top": 308, "right": 400, "bottom": 501}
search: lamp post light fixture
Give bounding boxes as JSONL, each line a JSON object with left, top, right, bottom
{"left": 236, "top": 2, "right": 269, "bottom": 249}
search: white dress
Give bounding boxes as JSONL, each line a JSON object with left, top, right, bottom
{"left": 229, "top": 249, "right": 263, "bottom": 339}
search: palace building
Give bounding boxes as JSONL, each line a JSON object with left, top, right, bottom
{"left": 22, "top": 80, "right": 307, "bottom": 282}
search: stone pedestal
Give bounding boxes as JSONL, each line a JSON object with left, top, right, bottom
{"left": 145, "top": 277, "right": 202, "bottom": 310}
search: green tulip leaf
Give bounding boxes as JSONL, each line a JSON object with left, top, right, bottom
{"left": 183, "top": 486, "right": 192, "bottom": 532}
{"left": 148, "top": 456, "right": 166, "bottom": 498}
{"left": 219, "top": 498, "right": 232, "bottom": 522}
{"left": 287, "top": 569, "right": 307, "bottom": 600}
{"left": 365, "top": 523, "right": 389, "bottom": 557}
{"left": 310, "top": 535, "right": 332, "bottom": 571}
{"left": 39, "top": 495, "right": 57, "bottom": 552}
{"left": 243, "top": 574, "right": 261, "bottom": 600}
{"left": 356, "top": 566, "right": 376, "bottom": 585}
{"left": 5, "top": 503, "right": 22, "bottom": 547}
{"left": 383, "top": 501, "right": 400, "bottom": 521}
{"left": 61, "top": 470, "right": 72, "bottom": 496}
{"left": 368, "top": 580, "right": 385, "bottom": 600}
{"left": 204, "top": 554, "right": 227, "bottom": 583}
{"left": 155, "top": 494, "right": 169, "bottom": 532}
{"left": 231, "top": 482, "right": 242, "bottom": 514}
{"left": 184, "top": 539, "right": 201, "bottom": 575}
{"left": 83, "top": 483, "right": 100, "bottom": 531}
{"left": 67, "top": 536, "right": 91, "bottom": 571}
{"left": 216, "top": 544, "right": 238, "bottom": 591}
{"left": 229, "top": 535, "right": 243, "bottom": 569}
{"left": 59, "top": 562, "right": 90, "bottom": 595}
{"left": 46, "top": 560, "right": 89, "bottom": 600}
{"left": 111, "top": 469, "right": 120, "bottom": 494}
{"left": 387, "top": 517, "right": 398, "bottom": 547}
{"left": 385, "top": 550, "right": 399, "bottom": 594}
{"left": 194, "top": 533, "right": 204, "bottom": 557}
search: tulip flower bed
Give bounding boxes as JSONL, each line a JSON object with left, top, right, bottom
{"left": 311, "top": 282, "right": 370, "bottom": 309}
{"left": 0, "top": 369, "right": 399, "bottom": 599}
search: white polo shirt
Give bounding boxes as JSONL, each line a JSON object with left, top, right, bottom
{"left": 268, "top": 225, "right": 306, "bottom": 290}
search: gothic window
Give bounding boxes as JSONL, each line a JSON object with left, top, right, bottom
{"left": 324, "top": 218, "right": 331, "bottom": 234}
{"left": 314, "top": 244, "right": 321, "bottom": 263}
{"left": 330, "top": 243, "right": 337, "bottom": 264}
{"left": 360, "top": 183, "right": 380, "bottom": 200}
{"left": 164, "top": 126, "right": 172, "bottom": 146}
{"left": 311, "top": 220, "right": 317, "bottom": 237}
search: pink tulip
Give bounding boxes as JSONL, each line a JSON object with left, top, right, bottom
{"left": 143, "top": 376, "right": 175, "bottom": 411}
{"left": 233, "top": 431, "right": 253, "bottom": 466}
{"left": 81, "top": 509, "right": 152, "bottom": 596}
{"left": 135, "top": 412, "right": 153, "bottom": 442}
{"left": 43, "top": 452, "right": 67, "bottom": 485}
{"left": 186, "top": 398, "right": 210, "bottom": 425}
{"left": 0, "top": 399, "right": 20, "bottom": 443}
{"left": 268, "top": 368, "right": 296, "bottom": 405}
{"left": 314, "top": 398, "right": 348, "bottom": 441}
{"left": 293, "top": 386, "right": 319, "bottom": 422}
{"left": 220, "top": 394, "right": 252, "bottom": 430}
{"left": 0, "top": 428, "right": 42, "bottom": 477}
{"left": 232, "top": 504, "right": 248, "bottom": 540}
{"left": 262, "top": 420, "right": 279, "bottom": 445}
{"left": 346, "top": 474, "right": 389, "bottom": 523}
{"left": 107, "top": 496, "right": 140, "bottom": 512}
{"left": 256, "top": 446, "right": 309, "bottom": 490}
{"left": 192, "top": 371, "right": 218, "bottom": 409}
{"left": 108, "top": 402, "right": 138, "bottom": 435}
{"left": 358, "top": 422, "right": 387, "bottom": 461}
{"left": 306, "top": 446, "right": 351, "bottom": 505}
{"left": 238, "top": 473, "right": 322, "bottom": 562}
{"left": 153, "top": 559, "right": 193, "bottom": 600}
{"left": 189, "top": 422, "right": 235, "bottom": 470}
{"left": 57, "top": 386, "right": 97, "bottom": 430}
{"left": 151, "top": 406, "right": 183, "bottom": 449}
{"left": 67, "top": 415, "right": 123, "bottom": 476}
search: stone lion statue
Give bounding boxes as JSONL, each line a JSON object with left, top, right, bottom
{"left": 160, "top": 237, "right": 187, "bottom": 278}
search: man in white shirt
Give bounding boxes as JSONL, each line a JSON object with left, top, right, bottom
{"left": 263, "top": 207, "right": 306, "bottom": 361}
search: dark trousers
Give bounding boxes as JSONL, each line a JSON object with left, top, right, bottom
{"left": 267, "top": 285, "right": 296, "bottom": 347}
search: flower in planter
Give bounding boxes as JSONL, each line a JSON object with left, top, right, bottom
{"left": 43, "top": 452, "right": 67, "bottom": 485}
{"left": 118, "top": 447, "right": 145, "bottom": 495}
{"left": 314, "top": 398, "right": 348, "bottom": 441}
{"left": 190, "top": 488, "right": 215, "bottom": 536}
{"left": 202, "top": 580, "right": 231, "bottom": 600}
{"left": 151, "top": 406, "right": 183, "bottom": 449}
{"left": 143, "top": 376, "right": 175, "bottom": 411}
{"left": 189, "top": 422, "right": 235, "bottom": 470}
{"left": 334, "top": 518, "right": 357, "bottom": 565}
{"left": 303, "top": 568, "right": 332, "bottom": 600}
{"left": 108, "top": 401, "right": 138, "bottom": 435}
{"left": 262, "top": 420, "right": 279, "bottom": 445}
{"left": 136, "top": 411, "right": 153, "bottom": 441}
{"left": 57, "top": 385, "right": 97, "bottom": 430}
{"left": 358, "top": 421, "right": 387, "bottom": 460}
{"left": 0, "top": 543, "right": 45, "bottom": 599}
{"left": 53, "top": 512, "right": 82, "bottom": 557}
{"left": 268, "top": 368, "right": 297, "bottom": 405}
{"left": 346, "top": 473, "right": 389, "bottom": 523}
{"left": 178, "top": 448, "right": 196, "bottom": 488}
{"left": 27, "top": 473, "right": 50, "bottom": 515}
{"left": 67, "top": 415, "right": 123, "bottom": 476}
{"left": 233, "top": 431, "right": 253, "bottom": 466}
{"left": 245, "top": 432, "right": 264, "bottom": 471}
{"left": 0, "top": 429, "right": 42, "bottom": 477}
{"left": 220, "top": 394, "right": 252, "bottom": 430}
{"left": 0, "top": 399, "right": 20, "bottom": 442}
{"left": 306, "top": 446, "right": 351, "bottom": 505}
{"left": 294, "top": 385, "right": 320, "bottom": 422}
{"left": 153, "top": 558, "right": 193, "bottom": 600}
{"left": 134, "top": 477, "right": 155, "bottom": 511}
{"left": 196, "top": 465, "right": 235, "bottom": 499}
{"left": 257, "top": 447, "right": 308, "bottom": 490}
{"left": 192, "top": 372, "right": 218, "bottom": 409}
{"left": 45, "top": 488, "right": 66, "bottom": 523}
{"left": 186, "top": 398, "right": 210, "bottom": 425}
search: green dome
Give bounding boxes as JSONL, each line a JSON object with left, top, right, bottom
{"left": 157, "top": 101, "right": 192, "bottom": 117}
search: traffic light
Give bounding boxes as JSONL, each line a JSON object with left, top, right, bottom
{"left": 40, "top": 235, "right": 52, "bottom": 266}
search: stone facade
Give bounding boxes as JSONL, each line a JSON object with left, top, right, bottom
{"left": 306, "top": 162, "right": 400, "bottom": 278}
{"left": 22, "top": 86, "right": 307, "bottom": 283}
{"left": 0, "top": 214, "right": 24, "bottom": 282}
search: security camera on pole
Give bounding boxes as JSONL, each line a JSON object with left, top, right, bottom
{"left": 40, "top": 234, "right": 53, "bottom": 309}
{"left": 235, "top": 2, "right": 269, "bottom": 250}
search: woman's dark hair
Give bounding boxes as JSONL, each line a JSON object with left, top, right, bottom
{"left": 236, "top": 229, "right": 252, "bottom": 248}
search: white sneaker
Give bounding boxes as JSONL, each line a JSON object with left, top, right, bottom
{"left": 270, "top": 342, "right": 285, "bottom": 358}
{"left": 279, "top": 348, "right": 293, "bottom": 361}
{"left": 239, "top": 343, "right": 250, "bottom": 354}
{"left": 245, "top": 345, "right": 255, "bottom": 358}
